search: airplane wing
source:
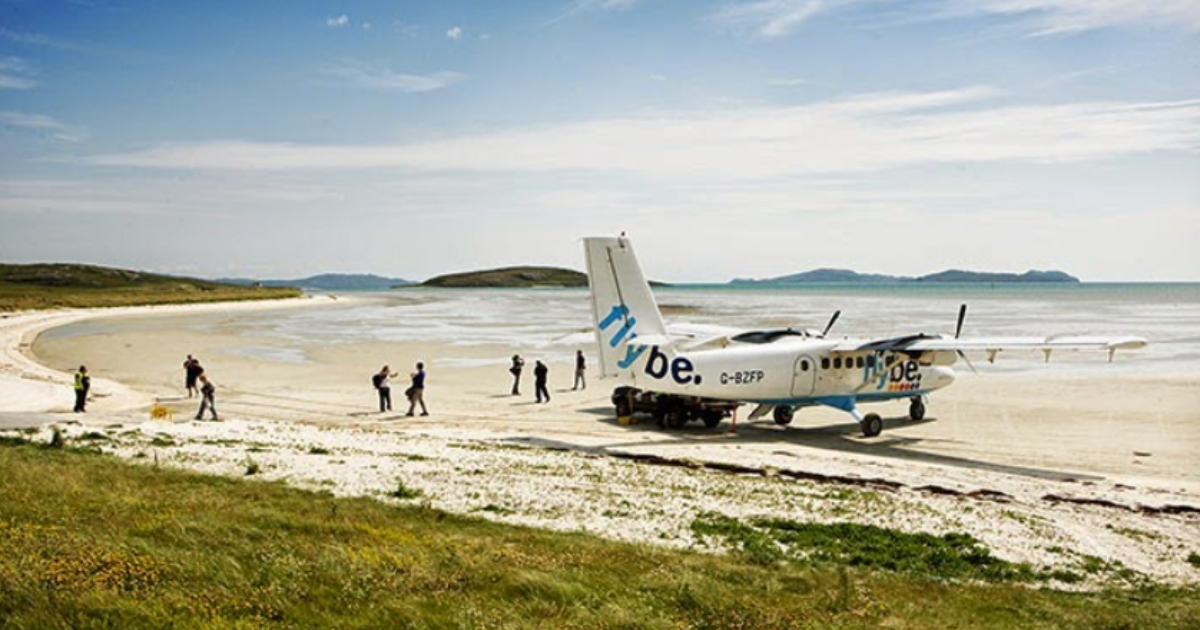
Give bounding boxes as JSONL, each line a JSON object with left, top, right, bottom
{"left": 834, "top": 334, "right": 1147, "bottom": 362}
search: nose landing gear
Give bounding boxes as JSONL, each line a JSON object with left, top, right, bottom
{"left": 909, "top": 397, "right": 926, "bottom": 421}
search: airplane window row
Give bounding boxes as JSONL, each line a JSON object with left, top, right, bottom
{"left": 800, "top": 355, "right": 896, "bottom": 372}
{"left": 810, "top": 356, "right": 878, "bottom": 371}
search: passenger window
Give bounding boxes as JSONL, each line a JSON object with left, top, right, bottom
{"left": 867, "top": 356, "right": 876, "bottom": 368}
{"left": 856, "top": 357, "right": 864, "bottom": 368}
{"left": 834, "top": 357, "right": 842, "bottom": 369}
{"left": 821, "top": 358, "right": 830, "bottom": 370}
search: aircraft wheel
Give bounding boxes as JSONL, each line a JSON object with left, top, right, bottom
{"left": 614, "top": 396, "right": 633, "bottom": 419}
{"left": 909, "top": 398, "right": 926, "bottom": 422}
{"left": 861, "top": 413, "right": 883, "bottom": 438}
{"left": 666, "top": 407, "right": 689, "bottom": 430}
{"left": 772, "top": 405, "right": 794, "bottom": 426}
{"left": 700, "top": 410, "right": 723, "bottom": 428}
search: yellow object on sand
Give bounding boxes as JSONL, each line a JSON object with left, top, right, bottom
{"left": 149, "top": 404, "right": 174, "bottom": 422}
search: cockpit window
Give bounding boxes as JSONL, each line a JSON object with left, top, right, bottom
{"left": 731, "top": 329, "right": 809, "bottom": 344}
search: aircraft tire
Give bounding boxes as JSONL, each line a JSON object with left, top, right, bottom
{"left": 909, "top": 398, "right": 926, "bottom": 422}
{"left": 666, "top": 406, "right": 689, "bottom": 430}
{"left": 772, "top": 405, "right": 794, "bottom": 426}
{"left": 861, "top": 413, "right": 883, "bottom": 438}
{"left": 701, "top": 410, "right": 723, "bottom": 428}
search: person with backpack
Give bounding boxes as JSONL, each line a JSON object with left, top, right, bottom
{"left": 183, "top": 355, "right": 203, "bottom": 397}
{"left": 373, "top": 365, "right": 397, "bottom": 413}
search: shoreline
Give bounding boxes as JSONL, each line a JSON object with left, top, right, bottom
{"left": 0, "top": 295, "right": 336, "bottom": 415}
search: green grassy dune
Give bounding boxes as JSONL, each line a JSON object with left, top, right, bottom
{"left": 0, "top": 263, "right": 300, "bottom": 311}
{"left": 1, "top": 437, "right": 1196, "bottom": 629}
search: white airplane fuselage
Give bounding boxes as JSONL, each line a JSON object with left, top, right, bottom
{"left": 602, "top": 316, "right": 955, "bottom": 412}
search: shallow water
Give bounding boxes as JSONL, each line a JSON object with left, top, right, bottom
{"left": 41, "top": 284, "right": 1200, "bottom": 375}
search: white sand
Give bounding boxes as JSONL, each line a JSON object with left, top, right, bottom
{"left": 4, "top": 296, "right": 1199, "bottom": 588}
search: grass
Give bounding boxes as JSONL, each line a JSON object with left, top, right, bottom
{"left": 388, "top": 478, "right": 424, "bottom": 500}
{"left": 0, "top": 262, "right": 299, "bottom": 311}
{"left": 691, "top": 514, "right": 1076, "bottom": 583}
{"left": 0, "top": 440, "right": 1197, "bottom": 629}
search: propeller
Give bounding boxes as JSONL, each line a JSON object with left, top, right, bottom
{"left": 821, "top": 310, "right": 841, "bottom": 337}
{"left": 954, "top": 303, "right": 978, "bottom": 373}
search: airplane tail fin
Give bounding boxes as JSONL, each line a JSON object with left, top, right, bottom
{"left": 584, "top": 236, "right": 667, "bottom": 379}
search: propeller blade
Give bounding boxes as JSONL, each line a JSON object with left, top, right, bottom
{"left": 957, "top": 349, "right": 978, "bottom": 374}
{"left": 955, "top": 304, "right": 967, "bottom": 339}
{"left": 822, "top": 310, "right": 841, "bottom": 337}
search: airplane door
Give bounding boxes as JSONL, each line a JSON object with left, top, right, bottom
{"left": 791, "top": 355, "right": 816, "bottom": 398}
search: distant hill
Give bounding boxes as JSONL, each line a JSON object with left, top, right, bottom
{"left": 732, "top": 268, "right": 1080, "bottom": 285}
{"left": 0, "top": 263, "right": 300, "bottom": 311}
{"left": 219, "top": 273, "right": 412, "bottom": 291}
{"left": 422, "top": 266, "right": 587, "bottom": 288}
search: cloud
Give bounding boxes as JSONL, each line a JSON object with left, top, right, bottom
{"left": 0, "top": 56, "right": 38, "bottom": 90}
{"left": 707, "top": 0, "right": 1200, "bottom": 38}
{"left": 323, "top": 61, "right": 466, "bottom": 93}
{"left": 82, "top": 88, "right": 1200, "bottom": 177}
{"left": 326, "top": 15, "right": 350, "bottom": 28}
{"left": 446, "top": 26, "right": 463, "bottom": 40}
{"left": 0, "top": 27, "right": 88, "bottom": 52}
{"left": 954, "top": 0, "right": 1200, "bottom": 35}
{"left": 710, "top": 0, "right": 823, "bottom": 38}
{"left": 0, "top": 110, "right": 87, "bottom": 141}
{"left": 547, "top": 0, "right": 645, "bottom": 24}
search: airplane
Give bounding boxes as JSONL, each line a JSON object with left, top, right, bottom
{"left": 583, "top": 235, "right": 1148, "bottom": 437}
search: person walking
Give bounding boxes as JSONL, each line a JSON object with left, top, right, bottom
{"left": 573, "top": 350, "right": 586, "bottom": 390}
{"left": 183, "top": 355, "right": 203, "bottom": 397}
{"left": 534, "top": 360, "right": 550, "bottom": 404}
{"left": 374, "top": 365, "right": 397, "bottom": 412}
{"left": 509, "top": 354, "right": 525, "bottom": 395}
{"left": 195, "top": 374, "right": 219, "bottom": 421}
{"left": 73, "top": 365, "right": 90, "bottom": 413}
{"left": 406, "top": 362, "right": 428, "bottom": 417}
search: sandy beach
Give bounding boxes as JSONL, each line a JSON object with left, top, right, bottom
{"left": 3, "top": 293, "right": 1199, "bottom": 588}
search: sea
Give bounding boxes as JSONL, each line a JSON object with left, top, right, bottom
{"left": 43, "top": 283, "right": 1200, "bottom": 376}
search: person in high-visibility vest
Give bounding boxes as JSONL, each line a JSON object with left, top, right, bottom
{"left": 73, "top": 365, "right": 90, "bottom": 413}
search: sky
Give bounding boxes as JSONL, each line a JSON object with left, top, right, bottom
{"left": 1, "top": 0, "right": 1198, "bottom": 282}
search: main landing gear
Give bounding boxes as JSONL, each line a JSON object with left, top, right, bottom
{"left": 860, "top": 413, "right": 883, "bottom": 438}
{"left": 772, "top": 405, "right": 794, "bottom": 426}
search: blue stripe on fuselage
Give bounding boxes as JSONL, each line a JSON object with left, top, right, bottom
{"left": 748, "top": 390, "right": 929, "bottom": 407}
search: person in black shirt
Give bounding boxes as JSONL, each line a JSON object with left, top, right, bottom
{"left": 509, "top": 354, "right": 524, "bottom": 395}
{"left": 534, "top": 360, "right": 550, "bottom": 404}
{"left": 573, "top": 350, "right": 586, "bottom": 390}
{"left": 183, "top": 355, "right": 203, "bottom": 397}
{"left": 406, "top": 362, "right": 428, "bottom": 416}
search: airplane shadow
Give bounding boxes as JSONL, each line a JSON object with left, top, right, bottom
{"left": 568, "top": 413, "right": 1101, "bottom": 483}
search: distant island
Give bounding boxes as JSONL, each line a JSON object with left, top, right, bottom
{"left": 219, "top": 273, "right": 412, "bottom": 291}
{"left": 422, "top": 266, "right": 588, "bottom": 288}
{"left": 1, "top": 263, "right": 300, "bottom": 311}
{"left": 731, "top": 268, "right": 1080, "bottom": 285}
